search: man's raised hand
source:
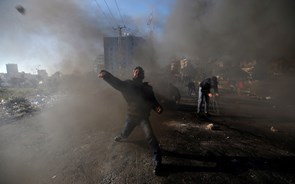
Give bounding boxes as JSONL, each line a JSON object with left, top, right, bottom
{"left": 98, "top": 70, "right": 107, "bottom": 78}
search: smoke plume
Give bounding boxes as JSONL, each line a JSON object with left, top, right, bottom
{"left": 159, "top": 0, "right": 295, "bottom": 64}
{"left": 1, "top": 0, "right": 114, "bottom": 74}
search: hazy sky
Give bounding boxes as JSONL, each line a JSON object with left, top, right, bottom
{"left": 1, "top": 0, "right": 294, "bottom": 76}
{"left": 0, "top": 0, "right": 174, "bottom": 75}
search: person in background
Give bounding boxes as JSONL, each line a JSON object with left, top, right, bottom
{"left": 98, "top": 66, "right": 163, "bottom": 175}
{"left": 187, "top": 81, "right": 196, "bottom": 96}
{"left": 169, "top": 83, "right": 181, "bottom": 105}
{"left": 197, "top": 76, "right": 219, "bottom": 116}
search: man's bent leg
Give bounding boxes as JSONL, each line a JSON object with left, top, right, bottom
{"left": 140, "top": 119, "right": 162, "bottom": 164}
{"left": 115, "top": 116, "right": 137, "bottom": 142}
{"left": 140, "top": 119, "right": 162, "bottom": 175}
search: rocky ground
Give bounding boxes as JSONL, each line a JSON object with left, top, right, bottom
{"left": 0, "top": 90, "right": 294, "bottom": 184}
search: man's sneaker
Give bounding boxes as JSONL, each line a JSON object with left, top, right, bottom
{"left": 114, "top": 135, "right": 123, "bottom": 142}
{"left": 205, "top": 112, "right": 211, "bottom": 117}
{"left": 153, "top": 161, "right": 162, "bottom": 176}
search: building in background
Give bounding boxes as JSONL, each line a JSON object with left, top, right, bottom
{"left": 6, "top": 64, "right": 19, "bottom": 78}
{"left": 104, "top": 35, "right": 145, "bottom": 76}
{"left": 94, "top": 54, "right": 105, "bottom": 73}
{"left": 37, "top": 69, "right": 48, "bottom": 79}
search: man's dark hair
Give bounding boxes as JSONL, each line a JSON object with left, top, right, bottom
{"left": 134, "top": 66, "right": 145, "bottom": 79}
{"left": 134, "top": 66, "right": 144, "bottom": 73}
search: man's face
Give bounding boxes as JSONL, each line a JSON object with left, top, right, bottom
{"left": 133, "top": 69, "right": 144, "bottom": 79}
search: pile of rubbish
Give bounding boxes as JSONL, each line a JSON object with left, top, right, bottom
{"left": 0, "top": 94, "right": 64, "bottom": 125}
{"left": 2, "top": 97, "right": 37, "bottom": 118}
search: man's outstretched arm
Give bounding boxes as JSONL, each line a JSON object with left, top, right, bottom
{"left": 98, "top": 70, "right": 125, "bottom": 91}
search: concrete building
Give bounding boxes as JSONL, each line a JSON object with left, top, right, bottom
{"left": 104, "top": 35, "right": 145, "bottom": 76}
{"left": 6, "top": 64, "right": 19, "bottom": 77}
{"left": 37, "top": 69, "right": 48, "bottom": 79}
{"left": 94, "top": 54, "right": 105, "bottom": 73}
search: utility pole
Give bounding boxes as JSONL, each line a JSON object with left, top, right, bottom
{"left": 147, "top": 11, "right": 156, "bottom": 66}
{"left": 113, "top": 25, "right": 126, "bottom": 75}
{"left": 147, "top": 12, "right": 154, "bottom": 42}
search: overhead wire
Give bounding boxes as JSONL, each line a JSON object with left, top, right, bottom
{"left": 93, "top": 0, "right": 113, "bottom": 27}
{"left": 114, "top": 0, "right": 126, "bottom": 27}
{"left": 102, "top": 0, "right": 118, "bottom": 25}
{"left": 94, "top": 0, "right": 130, "bottom": 35}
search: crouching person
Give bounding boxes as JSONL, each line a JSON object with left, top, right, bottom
{"left": 197, "top": 76, "right": 219, "bottom": 116}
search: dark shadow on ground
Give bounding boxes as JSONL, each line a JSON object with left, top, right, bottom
{"left": 122, "top": 140, "right": 150, "bottom": 150}
{"left": 212, "top": 114, "right": 295, "bottom": 122}
{"left": 174, "top": 104, "right": 197, "bottom": 112}
{"left": 158, "top": 149, "right": 295, "bottom": 176}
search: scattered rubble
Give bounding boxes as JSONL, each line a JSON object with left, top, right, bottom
{"left": 4, "top": 97, "right": 37, "bottom": 117}
{"left": 205, "top": 123, "right": 221, "bottom": 130}
{"left": 270, "top": 126, "right": 278, "bottom": 132}
{"left": 0, "top": 93, "right": 64, "bottom": 125}
{"left": 206, "top": 123, "right": 214, "bottom": 130}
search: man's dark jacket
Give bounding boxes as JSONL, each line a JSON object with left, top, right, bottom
{"left": 199, "top": 78, "right": 219, "bottom": 94}
{"left": 102, "top": 71, "right": 162, "bottom": 117}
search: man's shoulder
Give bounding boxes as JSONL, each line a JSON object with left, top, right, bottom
{"left": 143, "top": 82, "right": 153, "bottom": 88}
{"left": 125, "top": 79, "right": 133, "bottom": 83}
{"left": 124, "top": 79, "right": 140, "bottom": 85}
{"left": 203, "top": 78, "right": 211, "bottom": 82}
{"left": 202, "top": 78, "right": 211, "bottom": 83}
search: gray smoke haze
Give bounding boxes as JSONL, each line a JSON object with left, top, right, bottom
{"left": 25, "top": 0, "right": 110, "bottom": 73}
{"left": 0, "top": 0, "right": 171, "bottom": 75}
{"left": 1, "top": 1, "right": 295, "bottom": 182}
{"left": 159, "top": 0, "right": 295, "bottom": 64}
{"left": 154, "top": 0, "right": 295, "bottom": 105}
{"left": 0, "top": 79, "right": 128, "bottom": 183}
{"left": 1, "top": 0, "right": 114, "bottom": 74}
{"left": 0, "top": 2, "right": 135, "bottom": 182}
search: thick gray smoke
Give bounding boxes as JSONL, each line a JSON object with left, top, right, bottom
{"left": 1, "top": 0, "right": 114, "bottom": 74}
{"left": 0, "top": 0, "right": 167, "bottom": 74}
{"left": 0, "top": 2, "right": 131, "bottom": 183}
{"left": 155, "top": 0, "right": 295, "bottom": 105}
{"left": 160, "top": 0, "right": 295, "bottom": 64}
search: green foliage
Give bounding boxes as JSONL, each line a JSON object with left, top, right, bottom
{"left": 0, "top": 87, "right": 37, "bottom": 99}
{"left": 0, "top": 88, "right": 12, "bottom": 99}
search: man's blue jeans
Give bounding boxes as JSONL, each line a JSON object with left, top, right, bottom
{"left": 197, "top": 87, "right": 210, "bottom": 114}
{"left": 120, "top": 115, "right": 162, "bottom": 163}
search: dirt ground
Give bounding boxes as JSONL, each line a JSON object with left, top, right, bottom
{"left": 0, "top": 90, "right": 294, "bottom": 184}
